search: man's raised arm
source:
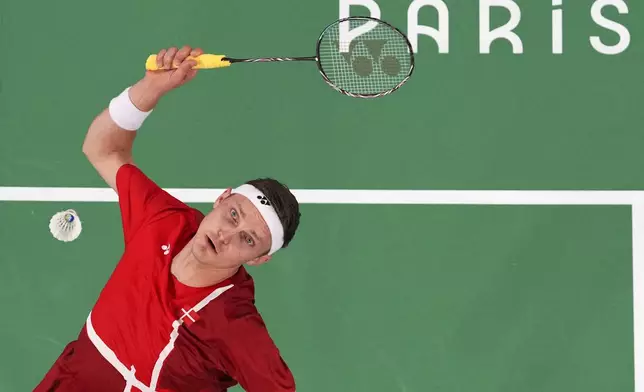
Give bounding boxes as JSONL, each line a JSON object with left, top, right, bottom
{"left": 82, "top": 45, "right": 202, "bottom": 190}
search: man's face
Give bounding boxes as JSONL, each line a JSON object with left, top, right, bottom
{"left": 191, "top": 188, "right": 273, "bottom": 269}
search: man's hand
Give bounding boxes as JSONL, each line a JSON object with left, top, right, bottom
{"left": 129, "top": 45, "right": 203, "bottom": 112}
{"left": 146, "top": 45, "right": 203, "bottom": 94}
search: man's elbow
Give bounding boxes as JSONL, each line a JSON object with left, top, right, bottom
{"left": 83, "top": 145, "right": 131, "bottom": 169}
{"left": 81, "top": 138, "right": 94, "bottom": 161}
{"left": 82, "top": 133, "right": 135, "bottom": 166}
{"left": 81, "top": 139, "right": 106, "bottom": 166}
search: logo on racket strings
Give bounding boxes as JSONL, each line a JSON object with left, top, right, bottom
{"left": 332, "top": 39, "right": 404, "bottom": 77}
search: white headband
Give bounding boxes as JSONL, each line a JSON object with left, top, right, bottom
{"left": 231, "top": 184, "right": 284, "bottom": 255}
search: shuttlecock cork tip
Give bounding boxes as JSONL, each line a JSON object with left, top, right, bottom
{"left": 49, "top": 209, "right": 82, "bottom": 242}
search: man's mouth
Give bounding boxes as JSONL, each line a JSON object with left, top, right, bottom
{"left": 206, "top": 234, "right": 217, "bottom": 253}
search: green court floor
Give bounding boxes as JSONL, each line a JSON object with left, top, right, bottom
{"left": 0, "top": 0, "right": 642, "bottom": 390}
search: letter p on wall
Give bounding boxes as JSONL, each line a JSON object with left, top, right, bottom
{"left": 338, "top": 0, "right": 381, "bottom": 52}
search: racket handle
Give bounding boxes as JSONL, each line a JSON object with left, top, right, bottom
{"left": 145, "top": 54, "right": 231, "bottom": 70}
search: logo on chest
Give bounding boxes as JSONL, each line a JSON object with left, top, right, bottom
{"left": 161, "top": 244, "right": 171, "bottom": 255}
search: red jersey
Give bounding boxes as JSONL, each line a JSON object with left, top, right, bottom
{"left": 34, "top": 164, "right": 296, "bottom": 392}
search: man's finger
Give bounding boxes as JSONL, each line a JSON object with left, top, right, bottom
{"left": 163, "top": 47, "right": 178, "bottom": 69}
{"left": 175, "top": 59, "right": 197, "bottom": 79}
{"left": 190, "top": 48, "right": 203, "bottom": 57}
{"left": 174, "top": 45, "right": 192, "bottom": 67}
{"left": 156, "top": 49, "right": 166, "bottom": 69}
{"left": 173, "top": 60, "right": 198, "bottom": 85}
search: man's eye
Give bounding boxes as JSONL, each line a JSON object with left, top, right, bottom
{"left": 231, "top": 209, "right": 238, "bottom": 219}
{"left": 246, "top": 236, "right": 254, "bottom": 246}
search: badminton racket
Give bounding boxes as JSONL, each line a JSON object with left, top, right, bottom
{"left": 145, "top": 16, "right": 415, "bottom": 98}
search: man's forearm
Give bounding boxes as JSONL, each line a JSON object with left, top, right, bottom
{"left": 81, "top": 77, "right": 167, "bottom": 190}
{"left": 128, "top": 77, "right": 164, "bottom": 112}
{"left": 81, "top": 45, "right": 200, "bottom": 189}
{"left": 82, "top": 78, "right": 162, "bottom": 159}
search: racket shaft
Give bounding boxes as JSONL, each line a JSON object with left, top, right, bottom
{"left": 145, "top": 54, "right": 231, "bottom": 70}
{"left": 226, "top": 56, "right": 317, "bottom": 63}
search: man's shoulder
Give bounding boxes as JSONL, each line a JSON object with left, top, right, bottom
{"left": 148, "top": 203, "right": 204, "bottom": 227}
{"left": 116, "top": 162, "right": 204, "bottom": 224}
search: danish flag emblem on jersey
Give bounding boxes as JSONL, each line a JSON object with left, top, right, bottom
{"left": 181, "top": 307, "right": 200, "bottom": 326}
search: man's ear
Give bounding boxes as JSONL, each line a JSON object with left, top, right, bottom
{"left": 214, "top": 188, "right": 232, "bottom": 208}
{"left": 246, "top": 254, "right": 271, "bottom": 267}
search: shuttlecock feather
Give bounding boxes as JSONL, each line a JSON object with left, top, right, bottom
{"left": 49, "top": 209, "right": 82, "bottom": 242}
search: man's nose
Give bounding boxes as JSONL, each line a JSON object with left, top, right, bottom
{"left": 217, "top": 229, "right": 234, "bottom": 245}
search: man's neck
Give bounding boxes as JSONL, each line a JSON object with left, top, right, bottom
{"left": 171, "top": 240, "right": 238, "bottom": 288}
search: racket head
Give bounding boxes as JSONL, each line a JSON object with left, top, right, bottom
{"left": 315, "top": 16, "right": 415, "bottom": 98}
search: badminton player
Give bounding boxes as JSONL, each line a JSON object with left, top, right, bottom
{"left": 34, "top": 45, "right": 301, "bottom": 391}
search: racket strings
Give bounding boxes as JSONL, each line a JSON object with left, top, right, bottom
{"left": 318, "top": 19, "right": 413, "bottom": 96}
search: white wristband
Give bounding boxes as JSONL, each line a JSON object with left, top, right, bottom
{"left": 108, "top": 87, "right": 153, "bottom": 131}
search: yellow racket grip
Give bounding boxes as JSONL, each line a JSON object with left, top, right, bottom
{"left": 145, "top": 54, "right": 231, "bottom": 70}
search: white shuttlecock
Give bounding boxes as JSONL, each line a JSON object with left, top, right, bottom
{"left": 49, "top": 209, "right": 82, "bottom": 242}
